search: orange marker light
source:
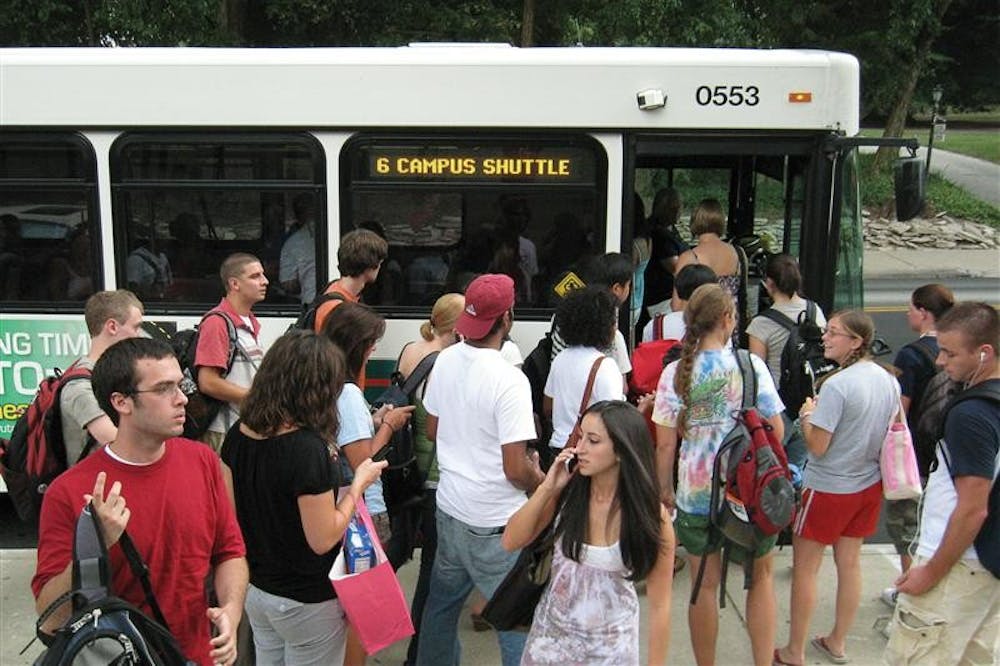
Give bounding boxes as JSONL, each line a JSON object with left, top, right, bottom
{"left": 789, "top": 92, "right": 813, "bottom": 103}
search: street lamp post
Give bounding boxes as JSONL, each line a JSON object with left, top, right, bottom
{"left": 925, "top": 85, "right": 943, "bottom": 175}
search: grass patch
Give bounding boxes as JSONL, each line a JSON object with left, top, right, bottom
{"left": 858, "top": 153, "right": 1000, "bottom": 227}
{"left": 860, "top": 128, "right": 1000, "bottom": 164}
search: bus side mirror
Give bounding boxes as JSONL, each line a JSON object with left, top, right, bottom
{"left": 894, "top": 156, "right": 925, "bottom": 222}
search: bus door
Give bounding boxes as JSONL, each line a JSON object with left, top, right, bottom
{"left": 623, "top": 131, "right": 857, "bottom": 327}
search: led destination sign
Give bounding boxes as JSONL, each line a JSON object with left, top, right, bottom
{"left": 362, "top": 146, "right": 594, "bottom": 183}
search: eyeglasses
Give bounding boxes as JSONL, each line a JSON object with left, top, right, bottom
{"left": 823, "top": 327, "right": 857, "bottom": 339}
{"left": 130, "top": 382, "right": 184, "bottom": 398}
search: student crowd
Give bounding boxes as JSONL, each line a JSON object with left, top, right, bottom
{"left": 29, "top": 211, "right": 999, "bottom": 666}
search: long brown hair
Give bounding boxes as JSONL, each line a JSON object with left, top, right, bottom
{"left": 240, "top": 330, "right": 345, "bottom": 443}
{"left": 673, "top": 284, "right": 734, "bottom": 433}
{"left": 320, "top": 301, "right": 386, "bottom": 380}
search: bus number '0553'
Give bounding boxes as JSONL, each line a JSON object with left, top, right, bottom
{"left": 695, "top": 85, "right": 760, "bottom": 107}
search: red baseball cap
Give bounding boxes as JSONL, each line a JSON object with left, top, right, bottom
{"left": 456, "top": 274, "right": 515, "bottom": 340}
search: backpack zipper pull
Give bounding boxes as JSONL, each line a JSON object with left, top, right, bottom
{"left": 92, "top": 607, "right": 102, "bottom": 628}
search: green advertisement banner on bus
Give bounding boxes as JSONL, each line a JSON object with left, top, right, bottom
{"left": 0, "top": 319, "right": 89, "bottom": 437}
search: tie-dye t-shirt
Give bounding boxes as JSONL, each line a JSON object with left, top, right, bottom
{"left": 652, "top": 348, "right": 784, "bottom": 515}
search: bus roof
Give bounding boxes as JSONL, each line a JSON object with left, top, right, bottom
{"left": 0, "top": 47, "right": 859, "bottom": 134}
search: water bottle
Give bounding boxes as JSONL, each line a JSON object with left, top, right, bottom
{"left": 345, "top": 517, "right": 375, "bottom": 573}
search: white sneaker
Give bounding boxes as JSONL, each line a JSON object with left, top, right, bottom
{"left": 880, "top": 587, "right": 898, "bottom": 609}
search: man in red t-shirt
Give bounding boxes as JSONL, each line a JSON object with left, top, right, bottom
{"left": 195, "top": 253, "right": 268, "bottom": 453}
{"left": 33, "top": 337, "right": 248, "bottom": 666}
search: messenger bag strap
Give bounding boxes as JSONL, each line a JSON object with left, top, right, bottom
{"left": 118, "top": 530, "right": 171, "bottom": 630}
{"left": 401, "top": 351, "right": 441, "bottom": 397}
{"left": 578, "top": 355, "right": 608, "bottom": 417}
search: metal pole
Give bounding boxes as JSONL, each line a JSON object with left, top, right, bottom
{"left": 925, "top": 86, "right": 943, "bottom": 177}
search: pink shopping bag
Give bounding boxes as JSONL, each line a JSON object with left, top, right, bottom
{"left": 329, "top": 497, "right": 414, "bottom": 655}
{"left": 880, "top": 404, "right": 922, "bottom": 501}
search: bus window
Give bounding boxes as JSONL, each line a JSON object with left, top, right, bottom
{"left": 110, "top": 134, "right": 325, "bottom": 310}
{"left": 0, "top": 134, "right": 99, "bottom": 304}
{"left": 342, "top": 135, "right": 606, "bottom": 312}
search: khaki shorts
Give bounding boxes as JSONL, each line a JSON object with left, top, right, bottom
{"left": 884, "top": 557, "right": 1000, "bottom": 665}
{"left": 675, "top": 509, "right": 776, "bottom": 563}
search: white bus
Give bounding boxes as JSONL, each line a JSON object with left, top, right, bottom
{"left": 0, "top": 46, "right": 918, "bottom": 437}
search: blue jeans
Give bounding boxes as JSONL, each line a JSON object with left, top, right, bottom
{"left": 415, "top": 509, "right": 526, "bottom": 666}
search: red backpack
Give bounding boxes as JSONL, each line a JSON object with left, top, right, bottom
{"left": 692, "top": 350, "right": 797, "bottom": 607}
{"left": 629, "top": 314, "right": 680, "bottom": 398}
{"left": 0, "top": 362, "right": 95, "bottom": 523}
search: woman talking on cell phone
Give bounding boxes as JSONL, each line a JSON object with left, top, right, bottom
{"left": 501, "top": 400, "right": 675, "bottom": 665}
{"left": 219, "top": 330, "right": 387, "bottom": 664}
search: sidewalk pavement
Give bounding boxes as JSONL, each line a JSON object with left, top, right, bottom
{"left": 864, "top": 247, "right": 1000, "bottom": 280}
{"left": 919, "top": 147, "right": 1000, "bottom": 208}
{"left": 2, "top": 543, "right": 906, "bottom": 665}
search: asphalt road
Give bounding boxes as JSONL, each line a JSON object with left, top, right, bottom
{"left": 1, "top": 277, "right": 996, "bottom": 549}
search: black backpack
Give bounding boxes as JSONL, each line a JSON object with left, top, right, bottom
{"left": 370, "top": 350, "right": 440, "bottom": 569}
{"left": 759, "top": 301, "right": 828, "bottom": 416}
{"left": 936, "top": 381, "right": 1000, "bottom": 578}
{"left": 901, "top": 340, "right": 959, "bottom": 477}
{"left": 168, "top": 311, "right": 239, "bottom": 440}
{"left": 371, "top": 350, "right": 440, "bottom": 512}
{"left": 521, "top": 331, "right": 555, "bottom": 465}
{"left": 0, "top": 363, "right": 96, "bottom": 524}
{"left": 290, "top": 283, "right": 346, "bottom": 331}
{"left": 33, "top": 502, "right": 193, "bottom": 665}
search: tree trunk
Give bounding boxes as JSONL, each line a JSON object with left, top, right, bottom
{"left": 218, "top": 0, "right": 247, "bottom": 44}
{"left": 521, "top": 0, "right": 536, "bottom": 47}
{"left": 873, "top": 0, "right": 954, "bottom": 169}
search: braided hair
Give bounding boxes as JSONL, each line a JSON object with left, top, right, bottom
{"left": 673, "top": 284, "right": 734, "bottom": 434}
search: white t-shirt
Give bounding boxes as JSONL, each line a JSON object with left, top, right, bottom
{"left": 544, "top": 348, "right": 624, "bottom": 449}
{"left": 279, "top": 225, "right": 317, "bottom": 304}
{"left": 423, "top": 342, "right": 537, "bottom": 526}
{"left": 641, "top": 311, "right": 686, "bottom": 344}
{"left": 501, "top": 339, "right": 524, "bottom": 367}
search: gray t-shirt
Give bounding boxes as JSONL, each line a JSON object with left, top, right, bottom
{"left": 746, "top": 298, "right": 827, "bottom": 387}
{"left": 804, "top": 360, "right": 899, "bottom": 493}
{"left": 59, "top": 357, "right": 104, "bottom": 465}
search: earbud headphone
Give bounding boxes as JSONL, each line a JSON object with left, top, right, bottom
{"left": 980, "top": 351, "right": 987, "bottom": 363}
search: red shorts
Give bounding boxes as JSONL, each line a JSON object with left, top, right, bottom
{"left": 793, "top": 481, "right": 882, "bottom": 545}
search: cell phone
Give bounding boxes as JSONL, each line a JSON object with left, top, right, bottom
{"left": 564, "top": 454, "right": 578, "bottom": 474}
{"left": 371, "top": 443, "right": 393, "bottom": 463}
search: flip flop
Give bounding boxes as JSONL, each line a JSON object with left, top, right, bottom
{"left": 811, "top": 636, "right": 849, "bottom": 664}
{"left": 772, "top": 648, "right": 802, "bottom": 666}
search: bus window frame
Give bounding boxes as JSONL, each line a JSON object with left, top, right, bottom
{"left": 340, "top": 132, "right": 609, "bottom": 319}
{"left": 109, "top": 131, "right": 326, "bottom": 316}
{"left": 0, "top": 131, "right": 102, "bottom": 311}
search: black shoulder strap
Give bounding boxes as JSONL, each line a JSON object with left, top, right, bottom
{"left": 802, "top": 300, "right": 817, "bottom": 325}
{"left": 118, "top": 531, "right": 170, "bottom": 629}
{"left": 947, "top": 382, "right": 1000, "bottom": 412}
{"left": 735, "top": 349, "right": 757, "bottom": 410}
{"left": 401, "top": 351, "right": 441, "bottom": 397}
{"left": 759, "top": 307, "right": 796, "bottom": 331}
{"left": 203, "top": 310, "right": 246, "bottom": 374}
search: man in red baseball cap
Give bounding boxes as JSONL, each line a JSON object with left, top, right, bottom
{"left": 416, "top": 274, "right": 543, "bottom": 666}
